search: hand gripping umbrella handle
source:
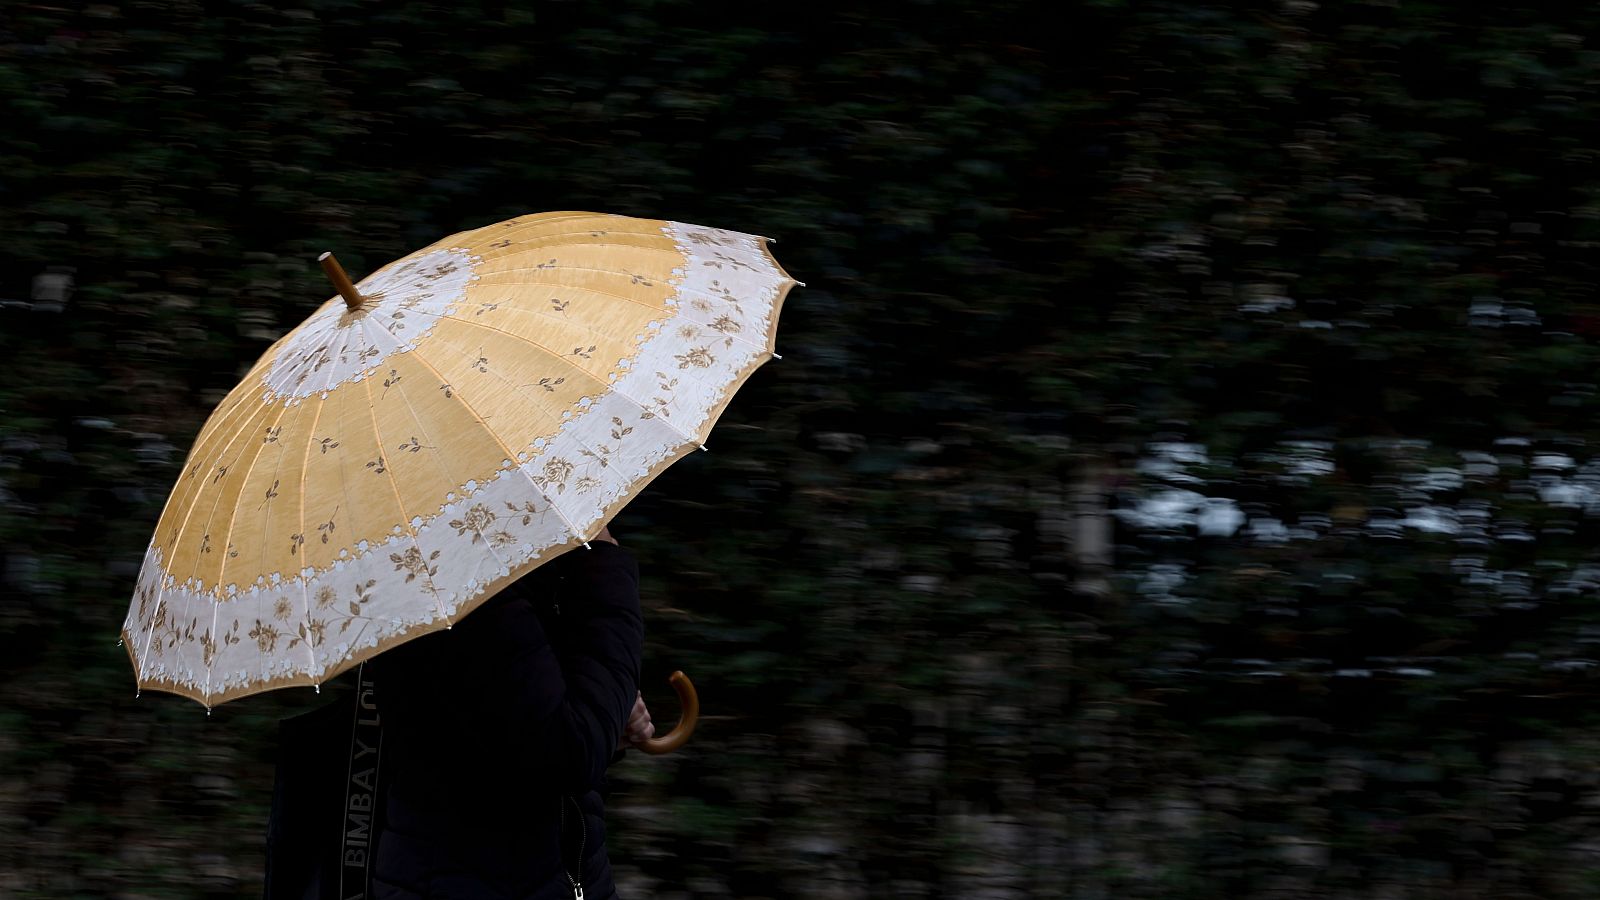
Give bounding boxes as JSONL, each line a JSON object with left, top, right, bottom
{"left": 636, "top": 670, "right": 699, "bottom": 755}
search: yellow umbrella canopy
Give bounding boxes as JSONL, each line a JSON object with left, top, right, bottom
{"left": 123, "top": 211, "right": 798, "bottom": 707}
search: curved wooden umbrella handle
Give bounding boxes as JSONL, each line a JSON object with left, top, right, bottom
{"left": 635, "top": 670, "right": 698, "bottom": 755}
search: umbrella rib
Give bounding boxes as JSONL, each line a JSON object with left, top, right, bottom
{"left": 360, "top": 372, "right": 454, "bottom": 628}
{"left": 204, "top": 396, "right": 297, "bottom": 703}
{"left": 472, "top": 220, "right": 769, "bottom": 266}
{"left": 445, "top": 307, "right": 708, "bottom": 448}
{"left": 361, "top": 319, "right": 596, "bottom": 547}
{"left": 366, "top": 325, "right": 518, "bottom": 579}
{"left": 454, "top": 213, "right": 601, "bottom": 247}
{"left": 430, "top": 314, "right": 636, "bottom": 399}
{"left": 447, "top": 303, "right": 649, "bottom": 358}
{"left": 139, "top": 391, "right": 281, "bottom": 699}
{"left": 291, "top": 319, "right": 360, "bottom": 687}
{"left": 478, "top": 266, "right": 781, "bottom": 314}
{"left": 295, "top": 387, "right": 330, "bottom": 686}
{"left": 435, "top": 314, "right": 716, "bottom": 447}
{"left": 147, "top": 383, "right": 260, "bottom": 547}
{"left": 478, "top": 283, "right": 775, "bottom": 358}
{"left": 467, "top": 217, "right": 680, "bottom": 252}
{"left": 404, "top": 329, "right": 687, "bottom": 542}
{"left": 486, "top": 239, "right": 697, "bottom": 261}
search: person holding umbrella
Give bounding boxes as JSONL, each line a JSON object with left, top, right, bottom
{"left": 119, "top": 211, "right": 794, "bottom": 897}
{"left": 369, "top": 524, "right": 654, "bottom": 900}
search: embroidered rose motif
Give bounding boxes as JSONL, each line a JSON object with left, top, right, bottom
{"left": 390, "top": 547, "right": 441, "bottom": 583}
{"left": 542, "top": 457, "right": 575, "bottom": 492}
{"left": 249, "top": 620, "right": 282, "bottom": 653}
{"left": 675, "top": 347, "right": 715, "bottom": 369}
{"left": 449, "top": 503, "right": 497, "bottom": 543}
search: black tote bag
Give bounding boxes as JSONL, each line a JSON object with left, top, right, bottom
{"left": 264, "top": 666, "right": 384, "bottom": 900}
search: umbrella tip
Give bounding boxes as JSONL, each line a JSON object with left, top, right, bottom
{"left": 314, "top": 683, "right": 321, "bottom": 694}
{"left": 699, "top": 444, "right": 709, "bottom": 452}
{"left": 771, "top": 352, "right": 783, "bottom": 360}
{"left": 583, "top": 541, "right": 593, "bottom": 550}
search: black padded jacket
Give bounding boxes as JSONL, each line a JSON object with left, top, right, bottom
{"left": 367, "top": 541, "right": 643, "bottom": 900}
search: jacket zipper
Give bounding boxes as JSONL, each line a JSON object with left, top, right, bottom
{"left": 559, "top": 794, "right": 585, "bottom": 900}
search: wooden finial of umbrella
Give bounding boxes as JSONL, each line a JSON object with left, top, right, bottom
{"left": 319, "top": 252, "right": 366, "bottom": 310}
{"left": 636, "top": 670, "right": 699, "bottom": 755}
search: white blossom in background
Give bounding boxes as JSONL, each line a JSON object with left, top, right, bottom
{"left": 1139, "top": 442, "right": 1210, "bottom": 485}
{"left": 1405, "top": 468, "right": 1464, "bottom": 494}
{"left": 1459, "top": 451, "right": 1498, "bottom": 479}
{"left": 1401, "top": 506, "right": 1460, "bottom": 535}
{"left": 1115, "top": 489, "right": 1208, "bottom": 530}
{"left": 1138, "top": 563, "right": 1191, "bottom": 604}
{"left": 1455, "top": 501, "right": 1493, "bottom": 546}
{"left": 1531, "top": 459, "right": 1600, "bottom": 514}
{"left": 1366, "top": 509, "right": 1405, "bottom": 539}
{"left": 1251, "top": 441, "right": 1334, "bottom": 485}
{"left": 1546, "top": 565, "right": 1600, "bottom": 598}
{"left": 1537, "top": 479, "right": 1598, "bottom": 509}
{"left": 1468, "top": 296, "right": 1504, "bottom": 327}
{"left": 1197, "top": 498, "right": 1245, "bottom": 537}
{"left": 1277, "top": 441, "right": 1335, "bottom": 477}
{"left": 1247, "top": 517, "right": 1290, "bottom": 544}
{"left": 1532, "top": 453, "right": 1576, "bottom": 470}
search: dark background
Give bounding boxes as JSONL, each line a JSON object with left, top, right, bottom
{"left": 7, "top": 1, "right": 1600, "bottom": 897}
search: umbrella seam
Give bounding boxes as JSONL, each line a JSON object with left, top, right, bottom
{"left": 362, "top": 317, "right": 519, "bottom": 605}
{"left": 360, "top": 368, "right": 454, "bottom": 633}
{"left": 360, "top": 316, "right": 596, "bottom": 548}
{"left": 467, "top": 281, "right": 776, "bottom": 360}
{"left": 128, "top": 383, "right": 260, "bottom": 688}
{"left": 140, "top": 388, "right": 280, "bottom": 694}
{"left": 204, "top": 394, "right": 297, "bottom": 702}
{"left": 478, "top": 266, "right": 776, "bottom": 314}
{"left": 436, "top": 309, "right": 763, "bottom": 446}
{"left": 467, "top": 216, "right": 764, "bottom": 258}
{"left": 294, "top": 360, "right": 331, "bottom": 682}
{"left": 427, "top": 313, "right": 707, "bottom": 449}
{"left": 290, "top": 320, "right": 350, "bottom": 687}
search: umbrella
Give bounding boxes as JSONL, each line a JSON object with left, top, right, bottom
{"left": 122, "top": 211, "right": 797, "bottom": 736}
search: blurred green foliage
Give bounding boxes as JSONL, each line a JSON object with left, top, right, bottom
{"left": 8, "top": 0, "right": 1600, "bottom": 897}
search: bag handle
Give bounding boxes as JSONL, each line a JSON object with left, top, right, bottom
{"left": 340, "top": 664, "right": 382, "bottom": 900}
